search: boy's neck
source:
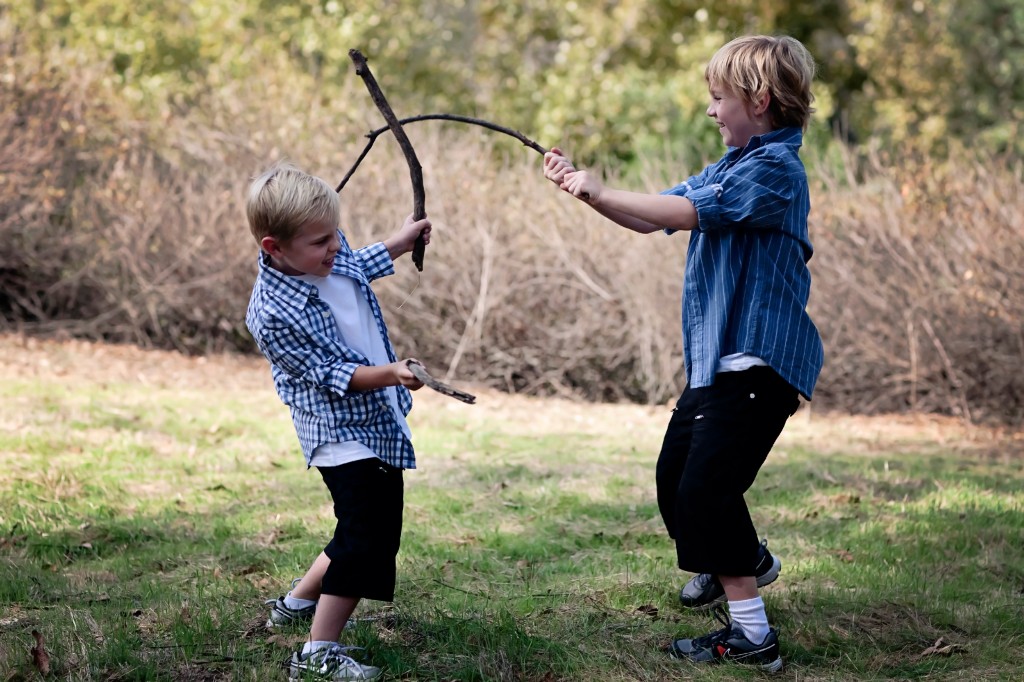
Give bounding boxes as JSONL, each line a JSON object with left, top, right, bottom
{"left": 263, "top": 252, "right": 307, "bottom": 277}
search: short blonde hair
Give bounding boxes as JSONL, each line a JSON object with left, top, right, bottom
{"left": 246, "top": 161, "right": 340, "bottom": 246}
{"left": 705, "top": 35, "right": 816, "bottom": 131}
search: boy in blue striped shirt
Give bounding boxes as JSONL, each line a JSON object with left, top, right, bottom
{"left": 543, "top": 35, "right": 824, "bottom": 673}
{"left": 245, "top": 162, "right": 431, "bottom": 680}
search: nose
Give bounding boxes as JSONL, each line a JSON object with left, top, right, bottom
{"left": 329, "top": 233, "right": 340, "bottom": 253}
{"left": 706, "top": 102, "right": 715, "bottom": 117}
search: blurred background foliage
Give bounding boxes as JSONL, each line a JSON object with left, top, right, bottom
{"left": 6, "top": 0, "right": 1023, "bottom": 161}
{"left": 2, "top": 1, "right": 1022, "bottom": 422}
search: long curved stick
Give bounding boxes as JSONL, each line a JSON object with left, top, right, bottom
{"left": 336, "top": 114, "right": 548, "bottom": 193}
{"left": 348, "top": 50, "right": 428, "bottom": 270}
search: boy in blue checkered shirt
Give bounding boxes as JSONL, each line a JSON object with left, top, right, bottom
{"left": 245, "top": 161, "right": 431, "bottom": 680}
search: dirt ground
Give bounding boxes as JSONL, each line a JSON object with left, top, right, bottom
{"left": 3, "top": 333, "right": 1019, "bottom": 455}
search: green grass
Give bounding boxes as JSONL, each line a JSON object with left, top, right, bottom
{"left": 1, "top": 351, "right": 1022, "bottom": 681}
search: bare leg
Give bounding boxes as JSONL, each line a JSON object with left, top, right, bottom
{"left": 720, "top": 574, "right": 758, "bottom": 601}
{"left": 310, "top": 594, "right": 360, "bottom": 642}
{"left": 291, "top": 551, "right": 331, "bottom": 601}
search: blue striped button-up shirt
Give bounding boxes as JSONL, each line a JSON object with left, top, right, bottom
{"left": 661, "top": 127, "right": 824, "bottom": 399}
{"left": 245, "top": 231, "right": 415, "bottom": 469}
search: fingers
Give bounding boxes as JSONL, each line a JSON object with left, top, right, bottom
{"left": 564, "top": 171, "right": 596, "bottom": 202}
{"left": 543, "top": 147, "right": 576, "bottom": 184}
{"left": 404, "top": 216, "right": 432, "bottom": 247}
{"left": 399, "top": 359, "right": 425, "bottom": 390}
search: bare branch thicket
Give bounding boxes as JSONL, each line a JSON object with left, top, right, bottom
{"left": 3, "top": 55, "right": 1022, "bottom": 420}
{"left": 0, "top": 62, "right": 97, "bottom": 327}
{"left": 341, "top": 130, "right": 685, "bottom": 403}
{"left": 809, "top": 151, "right": 1024, "bottom": 423}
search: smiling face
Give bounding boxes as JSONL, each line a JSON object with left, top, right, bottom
{"left": 262, "top": 218, "right": 340, "bottom": 277}
{"left": 706, "top": 83, "right": 770, "bottom": 149}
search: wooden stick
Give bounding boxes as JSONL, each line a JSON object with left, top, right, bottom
{"left": 348, "top": 50, "right": 427, "bottom": 271}
{"left": 336, "top": 114, "right": 547, "bottom": 193}
{"left": 406, "top": 360, "right": 476, "bottom": 404}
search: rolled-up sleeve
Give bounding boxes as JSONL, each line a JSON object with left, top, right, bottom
{"left": 259, "top": 325, "right": 364, "bottom": 398}
{"left": 687, "top": 150, "right": 792, "bottom": 232}
{"left": 660, "top": 166, "right": 715, "bottom": 235}
{"left": 355, "top": 242, "right": 395, "bottom": 282}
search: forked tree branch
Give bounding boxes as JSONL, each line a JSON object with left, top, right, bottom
{"left": 348, "top": 49, "right": 428, "bottom": 270}
{"left": 335, "top": 114, "right": 548, "bottom": 194}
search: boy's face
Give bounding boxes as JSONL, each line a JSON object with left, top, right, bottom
{"left": 706, "top": 84, "right": 769, "bottom": 148}
{"left": 262, "top": 219, "right": 340, "bottom": 277}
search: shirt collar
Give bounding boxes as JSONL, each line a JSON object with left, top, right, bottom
{"left": 256, "top": 251, "right": 315, "bottom": 307}
{"left": 255, "top": 230, "right": 363, "bottom": 305}
{"left": 726, "top": 126, "right": 804, "bottom": 157}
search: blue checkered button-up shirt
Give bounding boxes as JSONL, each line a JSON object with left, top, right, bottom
{"left": 245, "top": 231, "right": 415, "bottom": 469}
{"left": 661, "top": 127, "right": 824, "bottom": 399}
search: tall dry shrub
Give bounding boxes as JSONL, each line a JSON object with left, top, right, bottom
{"left": 809, "top": 151, "right": 1024, "bottom": 423}
{"left": 0, "top": 54, "right": 96, "bottom": 325}
{"left": 331, "top": 131, "right": 686, "bottom": 402}
{"left": 3, "top": 37, "right": 1022, "bottom": 421}
{"left": 0, "top": 55, "right": 254, "bottom": 351}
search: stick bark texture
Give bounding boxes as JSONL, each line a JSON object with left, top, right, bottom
{"left": 348, "top": 49, "right": 427, "bottom": 271}
{"left": 336, "top": 114, "right": 547, "bottom": 193}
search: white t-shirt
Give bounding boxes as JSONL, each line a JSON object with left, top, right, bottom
{"left": 298, "top": 272, "right": 411, "bottom": 467}
{"left": 717, "top": 353, "right": 768, "bottom": 373}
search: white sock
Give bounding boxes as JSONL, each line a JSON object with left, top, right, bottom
{"left": 301, "top": 640, "right": 335, "bottom": 657}
{"left": 728, "top": 596, "right": 771, "bottom": 645}
{"left": 283, "top": 591, "right": 317, "bottom": 610}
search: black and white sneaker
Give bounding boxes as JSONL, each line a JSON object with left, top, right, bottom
{"left": 266, "top": 578, "right": 317, "bottom": 629}
{"left": 286, "top": 644, "right": 382, "bottom": 680}
{"left": 266, "top": 578, "right": 360, "bottom": 630}
{"left": 678, "top": 539, "right": 781, "bottom": 609}
{"left": 669, "top": 608, "right": 783, "bottom": 673}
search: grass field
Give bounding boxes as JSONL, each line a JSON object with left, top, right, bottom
{"left": 1, "top": 335, "right": 1021, "bottom": 681}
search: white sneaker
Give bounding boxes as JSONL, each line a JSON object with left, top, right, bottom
{"left": 286, "top": 644, "right": 382, "bottom": 680}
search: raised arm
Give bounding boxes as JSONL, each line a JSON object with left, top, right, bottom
{"left": 582, "top": 185, "right": 698, "bottom": 233}
{"left": 543, "top": 148, "right": 698, "bottom": 233}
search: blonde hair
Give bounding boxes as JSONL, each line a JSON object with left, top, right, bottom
{"left": 705, "top": 35, "right": 816, "bottom": 130}
{"left": 246, "top": 161, "right": 340, "bottom": 246}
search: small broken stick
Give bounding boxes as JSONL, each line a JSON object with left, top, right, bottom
{"left": 406, "top": 360, "right": 476, "bottom": 404}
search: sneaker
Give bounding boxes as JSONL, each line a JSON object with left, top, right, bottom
{"left": 668, "top": 607, "right": 783, "bottom": 673}
{"left": 678, "top": 539, "right": 781, "bottom": 609}
{"left": 266, "top": 579, "right": 360, "bottom": 630}
{"left": 286, "top": 644, "right": 382, "bottom": 680}
{"left": 266, "top": 579, "right": 316, "bottom": 628}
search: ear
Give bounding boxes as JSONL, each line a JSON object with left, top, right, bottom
{"left": 753, "top": 91, "right": 771, "bottom": 116}
{"left": 261, "top": 235, "right": 284, "bottom": 256}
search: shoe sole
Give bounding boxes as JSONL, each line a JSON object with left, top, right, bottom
{"left": 287, "top": 663, "right": 382, "bottom": 681}
{"left": 669, "top": 644, "right": 784, "bottom": 674}
{"left": 685, "top": 556, "right": 783, "bottom": 610}
{"left": 268, "top": 616, "right": 359, "bottom": 630}
{"left": 756, "top": 555, "right": 782, "bottom": 588}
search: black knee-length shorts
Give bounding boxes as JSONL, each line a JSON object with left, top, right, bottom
{"left": 655, "top": 366, "right": 799, "bottom": 576}
{"left": 317, "top": 457, "right": 404, "bottom": 601}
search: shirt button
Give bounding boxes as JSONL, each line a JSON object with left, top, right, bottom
{"left": 750, "top": 393, "right": 756, "bottom": 399}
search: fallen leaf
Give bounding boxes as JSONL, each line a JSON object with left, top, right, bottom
{"left": 832, "top": 549, "right": 854, "bottom": 562}
{"left": 31, "top": 630, "right": 50, "bottom": 675}
{"left": 635, "top": 604, "right": 659, "bottom": 618}
{"left": 920, "top": 637, "right": 965, "bottom": 657}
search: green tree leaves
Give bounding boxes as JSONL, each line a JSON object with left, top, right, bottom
{"left": 5, "top": 0, "right": 1021, "bottom": 158}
